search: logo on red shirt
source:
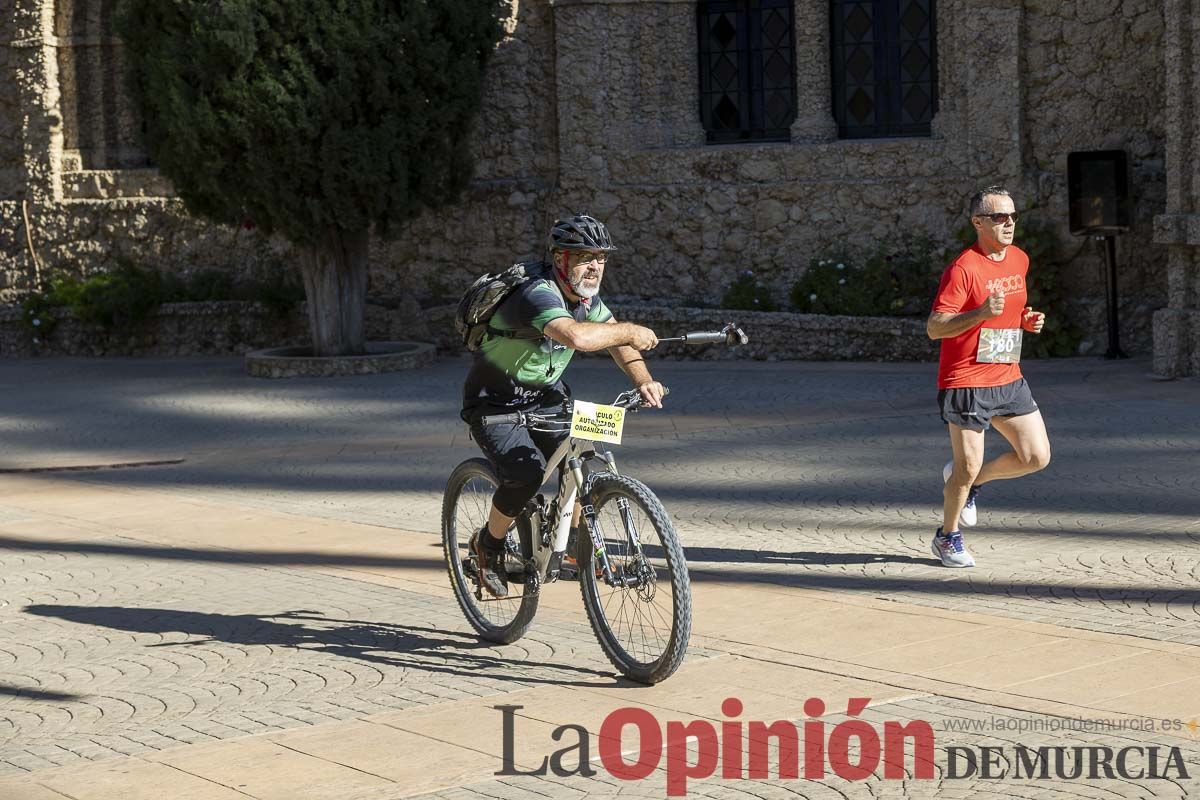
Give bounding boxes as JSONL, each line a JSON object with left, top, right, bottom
{"left": 985, "top": 275, "right": 1025, "bottom": 294}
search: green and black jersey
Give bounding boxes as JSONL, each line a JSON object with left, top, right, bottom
{"left": 462, "top": 268, "right": 612, "bottom": 419}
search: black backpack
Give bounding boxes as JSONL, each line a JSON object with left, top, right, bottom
{"left": 455, "top": 261, "right": 551, "bottom": 351}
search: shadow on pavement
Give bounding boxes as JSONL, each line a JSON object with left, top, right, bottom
{"left": 0, "top": 535, "right": 444, "bottom": 570}
{"left": 0, "top": 684, "right": 83, "bottom": 702}
{"left": 7, "top": 537, "right": 1198, "bottom": 611}
{"left": 684, "top": 546, "right": 932, "bottom": 567}
{"left": 689, "top": 562, "right": 1200, "bottom": 609}
{"left": 22, "top": 605, "right": 617, "bottom": 686}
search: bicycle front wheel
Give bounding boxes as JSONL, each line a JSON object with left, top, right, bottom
{"left": 442, "top": 458, "right": 538, "bottom": 644}
{"left": 579, "top": 474, "right": 691, "bottom": 684}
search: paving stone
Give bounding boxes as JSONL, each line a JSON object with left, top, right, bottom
{"left": 1, "top": 356, "right": 1198, "bottom": 797}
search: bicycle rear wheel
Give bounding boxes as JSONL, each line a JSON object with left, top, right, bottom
{"left": 442, "top": 458, "right": 538, "bottom": 644}
{"left": 579, "top": 474, "right": 691, "bottom": 683}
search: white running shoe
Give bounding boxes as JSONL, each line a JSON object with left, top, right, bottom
{"left": 942, "top": 459, "right": 979, "bottom": 527}
{"left": 931, "top": 528, "right": 975, "bottom": 568}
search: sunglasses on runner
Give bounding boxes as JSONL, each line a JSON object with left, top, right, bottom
{"left": 976, "top": 212, "right": 1019, "bottom": 224}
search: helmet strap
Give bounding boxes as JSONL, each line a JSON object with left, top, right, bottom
{"left": 552, "top": 251, "right": 590, "bottom": 307}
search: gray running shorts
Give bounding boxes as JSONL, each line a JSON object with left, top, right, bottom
{"left": 938, "top": 378, "right": 1038, "bottom": 431}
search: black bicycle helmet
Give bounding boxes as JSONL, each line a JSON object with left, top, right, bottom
{"left": 548, "top": 214, "right": 617, "bottom": 252}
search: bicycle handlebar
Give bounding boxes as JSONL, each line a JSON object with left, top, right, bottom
{"left": 479, "top": 387, "right": 670, "bottom": 428}
{"left": 479, "top": 412, "right": 523, "bottom": 427}
{"left": 657, "top": 322, "right": 749, "bottom": 346}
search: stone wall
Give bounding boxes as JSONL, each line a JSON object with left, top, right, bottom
{"left": 0, "top": 0, "right": 1183, "bottom": 365}
{"left": 1152, "top": 0, "right": 1200, "bottom": 376}
{"left": 419, "top": 303, "right": 939, "bottom": 362}
{"left": 1022, "top": 0, "right": 1167, "bottom": 354}
{"left": 525, "top": 0, "right": 1014, "bottom": 305}
{"left": 0, "top": 301, "right": 305, "bottom": 358}
{"left": 54, "top": 0, "right": 151, "bottom": 171}
{"left": 0, "top": 299, "right": 429, "bottom": 358}
{"left": 0, "top": 10, "right": 23, "bottom": 202}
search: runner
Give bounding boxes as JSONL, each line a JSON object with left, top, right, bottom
{"left": 926, "top": 186, "right": 1052, "bottom": 567}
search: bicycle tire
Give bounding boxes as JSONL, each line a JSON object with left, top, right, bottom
{"left": 442, "top": 458, "right": 539, "bottom": 644}
{"left": 578, "top": 474, "right": 691, "bottom": 683}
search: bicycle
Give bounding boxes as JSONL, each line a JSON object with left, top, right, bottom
{"left": 442, "top": 323, "right": 748, "bottom": 684}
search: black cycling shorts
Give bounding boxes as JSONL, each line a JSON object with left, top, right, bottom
{"left": 468, "top": 390, "right": 570, "bottom": 518}
{"left": 938, "top": 377, "right": 1039, "bottom": 432}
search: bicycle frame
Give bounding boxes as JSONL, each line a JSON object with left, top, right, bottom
{"left": 519, "top": 433, "right": 644, "bottom": 591}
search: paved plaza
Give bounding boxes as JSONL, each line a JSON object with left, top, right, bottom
{"left": 0, "top": 354, "right": 1198, "bottom": 798}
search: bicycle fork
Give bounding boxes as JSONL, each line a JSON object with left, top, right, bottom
{"left": 571, "top": 457, "right": 648, "bottom": 589}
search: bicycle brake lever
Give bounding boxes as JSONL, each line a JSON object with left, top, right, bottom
{"left": 721, "top": 322, "right": 749, "bottom": 345}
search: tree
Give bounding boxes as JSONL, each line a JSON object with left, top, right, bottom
{"left": 117, "top": 0, "right": 503, "bottom": 356}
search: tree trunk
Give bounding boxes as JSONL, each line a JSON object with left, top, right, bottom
{"left": 299, "top": 227, "right": 369, "bottom": 357}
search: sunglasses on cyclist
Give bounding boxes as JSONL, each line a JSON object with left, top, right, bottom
{"left": 976, "top": 212, "right": 1019, "bottom": 224}
{"left": 570, "top": 251, "right": 608, "bottom": 266}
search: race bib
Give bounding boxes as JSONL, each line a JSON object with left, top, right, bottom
{"left": 571, "top": 401, "right": 625, "bottom": 444}
{"left": 977, "top": 328, "right": 1023, "bottom": 363}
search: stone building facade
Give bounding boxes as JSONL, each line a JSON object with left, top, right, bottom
{"left": 1, "top": 0, "right": 1195, "bottom": 374}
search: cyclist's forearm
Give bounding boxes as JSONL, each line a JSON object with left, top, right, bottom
{"left": 571, "top": 321, "right": 641, "bottom": 352}
{"left": 609, "top": 344, "right": 652, "bottom": 385}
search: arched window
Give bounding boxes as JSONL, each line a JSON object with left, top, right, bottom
{"left": 697, "top": 1, "right": 797, "bottom": 144}
{"left": 830, "top": 0, "right": 936, "bottom": 139}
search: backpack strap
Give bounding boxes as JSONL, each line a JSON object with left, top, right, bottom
{"left": 481, "top": 268, "right": 555, "bottom": 345}
{"left": 485, "top": 325, "right": 544, "bottom": 341}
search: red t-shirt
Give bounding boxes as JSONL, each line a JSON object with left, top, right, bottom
{"left": 932, "top": 244, "right": 1029, "bottom": 389}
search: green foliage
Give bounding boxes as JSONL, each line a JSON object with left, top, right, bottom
{"left": 179, "top": 268, "right": 235, "bottom": 302}
{"left": 1014, "top": 216, "right": 1083, "bottom": 359}
{"left": 249, "top": 270, "right": 307, "bottom": 318}
{"left": 18, "top": 262, "right": 306, "bottom": 344}
{"left": 790, "top": 236, "right": 943, "bottom": 317}
{"left": 20, "top": 291, "right": 61, "bottom": 345}
{"left": 69, "top": 261, "right": 172, "bottom": 328}
{"left": 116, "top": 0, "right": 504, "bottom": 245}
{"left": 721, "top": 270, "right": 779, "bottom": 312}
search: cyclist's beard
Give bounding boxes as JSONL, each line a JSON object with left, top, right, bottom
{"left": 571, "top": 268, "right": 602, "bottom": 300}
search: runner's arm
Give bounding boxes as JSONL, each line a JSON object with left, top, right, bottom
{"left": 927, "top": 291, "right": 1005, "bottom": 340}
{"left": 926, "top": 308, "right": 990, "bottom": 340}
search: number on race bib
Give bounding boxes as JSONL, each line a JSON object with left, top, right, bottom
{"left": 976, "top": 328, "right": 1023, "bottom": 364}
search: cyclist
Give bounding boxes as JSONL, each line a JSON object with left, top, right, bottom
{"left": 461, "top": 214, "right": 666, "bottom": 597}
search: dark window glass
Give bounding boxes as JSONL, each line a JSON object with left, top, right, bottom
{"left": 830, "top": 0, "right": 937, "bottom": 139}
{"left": 697, "top": 1, "right": 797, "bottom": 144}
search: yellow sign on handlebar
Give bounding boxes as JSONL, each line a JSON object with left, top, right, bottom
{"left": 570, "top": 401, "right": 625, "bottom": 445}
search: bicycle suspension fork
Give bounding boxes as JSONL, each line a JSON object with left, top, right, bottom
{"left": 572, "top": 453, "right": 644, "bottom": 588}
{"left": 590, "top": 449, "right": 648, "bottom": 565}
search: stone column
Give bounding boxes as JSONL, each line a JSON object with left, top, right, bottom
{"left": 1152, "top": 0, "right": 1200, "bottom": 377}
{"left": 789, "top": 0, "right": 837, "bottom": 142}
{"left": 12, "top": 0, "right": 62, "bottom": 203}
{"left": 962, "top": 0, "right": 1023, "bottom": 189}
